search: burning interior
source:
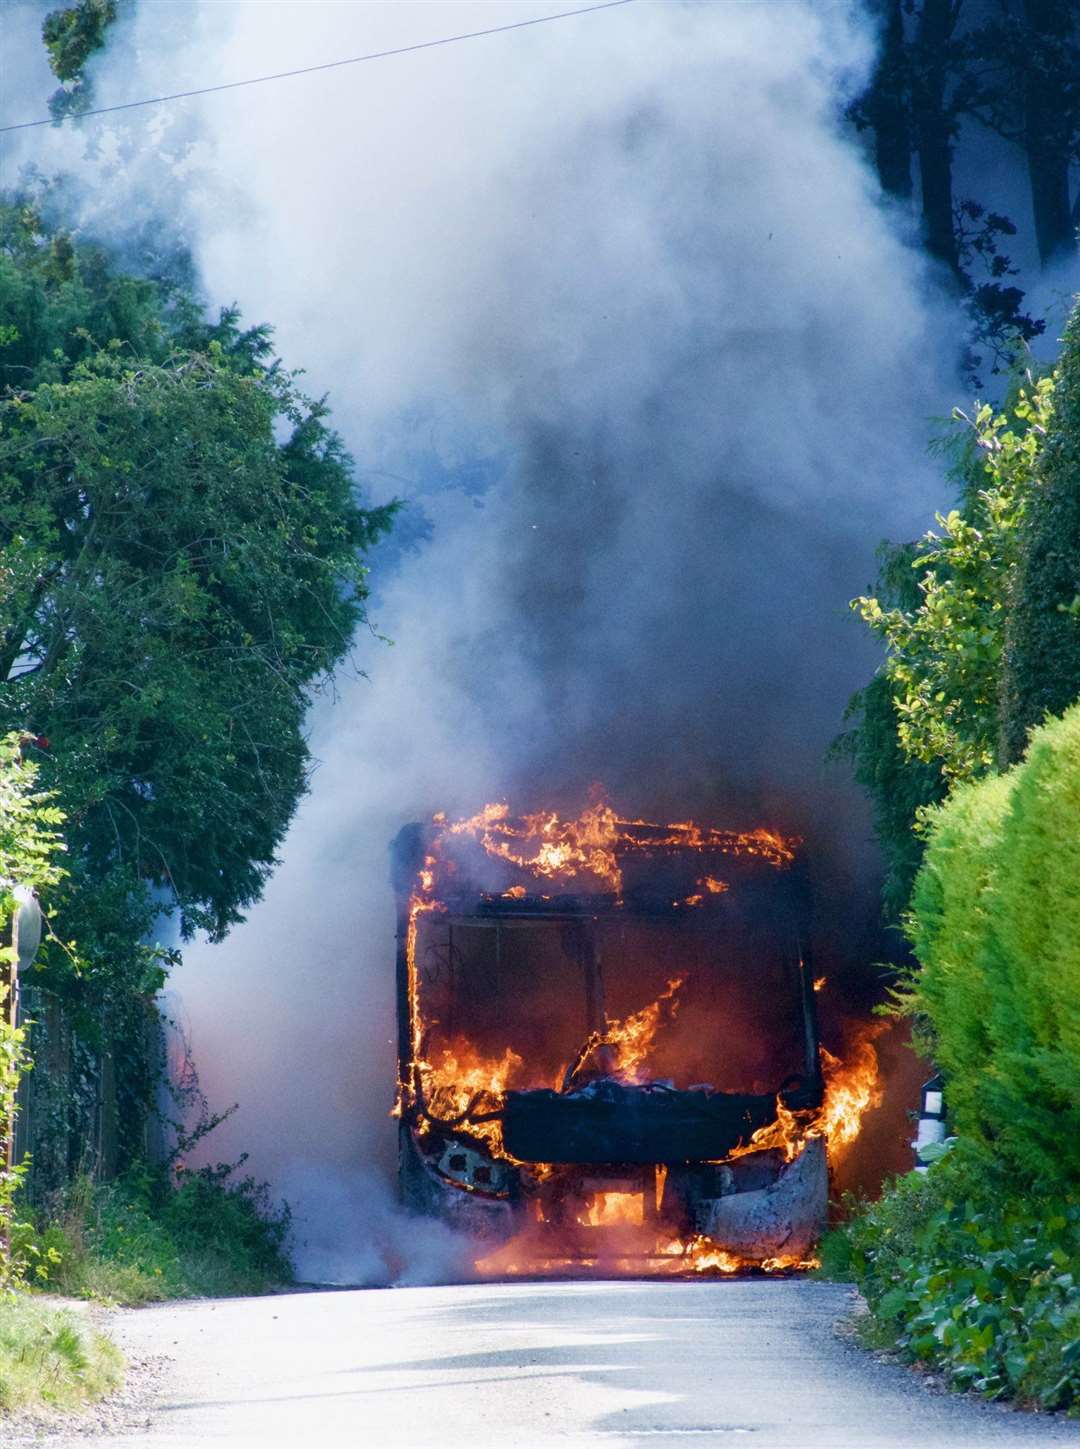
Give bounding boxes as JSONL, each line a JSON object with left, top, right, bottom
{"left": 391, "top": 803, "right": 878, "bottom": 1276}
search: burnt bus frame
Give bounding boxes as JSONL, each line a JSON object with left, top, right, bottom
{"left": 390, "top": 821, "right": 824, "bottom": 1176}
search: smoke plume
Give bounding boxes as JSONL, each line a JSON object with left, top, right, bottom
{"left": 4, "top": 1, "right": 955, "bottom": 1278}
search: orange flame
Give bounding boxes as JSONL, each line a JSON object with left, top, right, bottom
{"left": 420, "top": 1040, "right": 523, "bottom": 1156}
{"left": 819, "top": 1025, "right": 884, "bottom": 1156}
{"left": 562, "top": 976, "right": 685, "bottom": 1087}
{"left": 584, "top": 1192, "right": 645, "bottom": 1228}
{"left": 442, "top": 799, "right": 797, "bottom": 897}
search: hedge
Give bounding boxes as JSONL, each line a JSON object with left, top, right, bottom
{"left": 908, "top": 699, "right": 1080, "bottom": 1188}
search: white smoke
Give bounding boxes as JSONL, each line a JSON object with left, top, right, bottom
{"left": 3, "top": 1, "right": 956, "bottom": 1281}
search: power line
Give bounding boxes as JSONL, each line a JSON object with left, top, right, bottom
{"left": 0, "top": 0, "right": 637, "bottom": 135}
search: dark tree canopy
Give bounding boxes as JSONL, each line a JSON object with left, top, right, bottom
{"left": 0, "top": 204, "right": 396, "bottom": 961}
{"left": 850, "top": 0, "right": 1079, "bottom": 380}
{"left": 1000, "top": 309, "right": 1080, "bottom": 761}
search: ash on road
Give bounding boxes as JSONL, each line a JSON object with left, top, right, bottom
{"left": 30, "top": 1280, "right": 1080, "bottom": 1449}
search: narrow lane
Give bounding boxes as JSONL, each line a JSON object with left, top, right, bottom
{"left": 39, "top": 1280, "right": 1080, "bottom": 1448}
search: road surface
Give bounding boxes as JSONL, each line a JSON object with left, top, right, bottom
{"left": 32, "top": 1280, "right": 1080, "bottom": 1448}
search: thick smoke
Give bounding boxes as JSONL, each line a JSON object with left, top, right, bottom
{"left": 4, "top": 2, "right": 954, "bottom": 1278}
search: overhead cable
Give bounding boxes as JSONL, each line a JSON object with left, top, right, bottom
{"left": 0, "top": 0, "right": 638, "bottom": 135}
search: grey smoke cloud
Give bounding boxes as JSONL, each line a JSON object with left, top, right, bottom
{"left": 4, "top": 1, "right": 954, "bottom": 1278}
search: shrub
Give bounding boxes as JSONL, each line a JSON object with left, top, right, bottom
{"left": 833, "top": 1146, "right": 1079, "bottom": 1411}
{"left": 905, "top": 699, "right": 1080, "bottom": 1188}
{"left": 29, "top": 1163, "right": 292, "bottom": 1305}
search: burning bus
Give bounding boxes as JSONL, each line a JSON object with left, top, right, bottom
{"left": 391, "top": 802, "right": 877, "bottom": 1276}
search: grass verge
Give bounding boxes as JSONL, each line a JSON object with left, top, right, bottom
{"left": 0, "top": 1294, "right": 123, "bottom": 1414}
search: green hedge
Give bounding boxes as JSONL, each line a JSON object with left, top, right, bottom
{"left": 908, "top": 700, "right": 1080, "bottom": 1188}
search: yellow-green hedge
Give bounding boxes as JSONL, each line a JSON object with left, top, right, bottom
{"left": 909, "top": 700, "right": 1080, "bottom": 1187}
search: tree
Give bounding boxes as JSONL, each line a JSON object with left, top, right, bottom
{"left": 852, "top": 367, "right": 1055, "bottom": 783}
{"left": 42, "top": 0, "right": 121, "bottom": 122}
{"left": 999, "top": 307, "right": 1080, "bottom": 759}
{"left": 0, "top": 203, "right": 395, "bottom": 1162}
{"left": 963, "top": 0, "right": 1080, "bottom": 269}
{"left": 849, "top": 0, "right": 1077, "bottom": 381}
{"left": 834, "top": 541, "right": 947, "bottom": 923}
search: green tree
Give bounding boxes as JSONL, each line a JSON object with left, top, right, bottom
{"left": 999, "top": 307, "right": 1080, "bottom": 760}
{"left": 852, "top": 367, "right": 1056, "bottom": 784}
{"left": 0, "top": 203, "right": 395, "bottom": 1167}
{"left": 42, "top": 0, "right": 121, "bottom": 122}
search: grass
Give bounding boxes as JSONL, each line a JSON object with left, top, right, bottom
{"left": 0, "top": 1294, "right": 122, "bottom": 1414}
{"left": 27, "top": 1162, "right": 293, "bottom": 1305}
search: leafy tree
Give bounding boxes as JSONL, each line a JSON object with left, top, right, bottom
{"left": 0, "top": 203, "right": 395, "bottom": 1165}
{"left": 835, "top": 542, "right": 947, "bottom": 922}
{"left": 999, "top": 307, "right": 1080, "bottom": 759}
{"left": 42, "top": 0, "right": 122, "bottom": 122}
{"left": 903, "top": 702, "right": 1080, "bottom": 1187}
{"left": 852, "top": 367, "right": 1056, "bottom": 783}
{"left": 963, "top": 0, "right": 1080, "bottom": 268}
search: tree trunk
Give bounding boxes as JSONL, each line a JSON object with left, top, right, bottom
{"left": 1022, "top": 0, "right": 1077, "bottom": 268}
{"left": 914, "top": 0, "right": 963, "bottom": 279}
{"left": 868, "top": 0, "right": 914, "bottom": 201}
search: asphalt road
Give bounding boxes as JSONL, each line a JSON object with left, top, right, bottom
{"left": 35, "top": 1280, "right": 1080, "bottom": 1449}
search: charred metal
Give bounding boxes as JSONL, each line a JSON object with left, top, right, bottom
{"left": 391, "top": 807, "right": 833, "bottom": 1274}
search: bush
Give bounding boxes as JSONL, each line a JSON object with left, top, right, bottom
{"left": 830, "top": 1146, "right": 1079, "bottom": 1411}
{"left": 0, "top": 1294, "right": 122, "bottom": 1413}
{"left": 906, "top": 700, "right": 1080, "bottom": 1188}
{"left": 28, "top": 1162, "right": 292, "bottom": 1305}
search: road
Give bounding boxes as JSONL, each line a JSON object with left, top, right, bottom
{"left": 34, "top": 1280, "right": 1080, "bottom": 1449}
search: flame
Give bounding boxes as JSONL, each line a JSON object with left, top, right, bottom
{"left": 418, "top": 1041, "right": 523, "bottom": 1156}
{"left": 727, "top": 1093, "right": 808, "bottom": 1164}
{"left": 604, "top": 976, "right": 684, "bottom": 1083}
{"left": 451, "top": 801, "right": 625, "bottom": 890}
{"left": 563, "top": 976, "right": 684, "bottom": 1087}
{"left": 400, "top": 797, "right": 882, "bottom": 1283}
{"left": 474, "top": 1218, "right": 817, "bottom": 1279}
{"left": 584, "top": 1192, "right": 645, "bottom": 1228}
{"left": 813, "top": 975, "right": 826, "bottom": 992}
{"left": 441, "top": 798, "right": 797, "bottom": 897}
{"left": 819, "top": 1025, "right": 884, "bottom": 1156}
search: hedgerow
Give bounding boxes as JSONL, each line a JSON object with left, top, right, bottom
{"left": 833, "top": 700, "right": 1080, "bottom": 1412}
{"left": 906, "top": 701, "right": 1080, "bottom": 1187}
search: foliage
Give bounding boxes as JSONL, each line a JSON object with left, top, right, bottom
{"left": 0, "top": 1293, "right": 122, "bottom": 1413}
{"left": 853, "top": 368, "right": 1056, "bottom": 784}
{"left": 42, "top": 0, "right": 118, "bottom": 81}
{"left": 0, "top": 733, "right": 70, "bottom": 1287}
{"left": 1000, "top": 307, "right": 1080, "bottom": 763}
{"left": 28, "top": 1163, "right": 292, "bottom": 1305}
{"left": 0, "top": 200, "right": 395, "bottom": 1174}
{"left": 834, "top": 651, "right": 946, "bottom": 926}
{"left": 827, "top": 1147, "right": 1079, "bottom": 1412}
{"left": 901, "top": 700, "right": 1080, "bottom": 1187}
{"left": 42, "top": 0, "right": 121, "bottom": 122}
